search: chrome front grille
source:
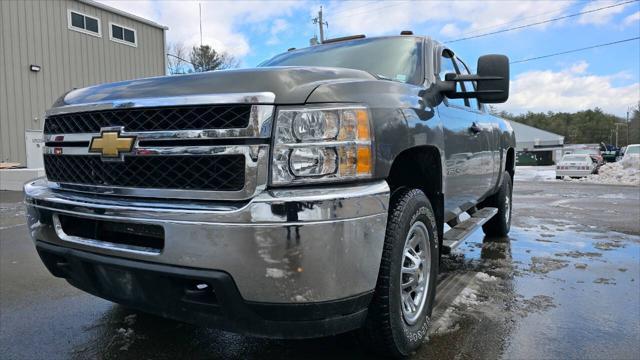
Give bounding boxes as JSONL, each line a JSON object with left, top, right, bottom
{"left": 42, "top": 92, "right": 274, "bottom": 200}
{"left": 44, "top": 105, "right": 252, "bottom": 134}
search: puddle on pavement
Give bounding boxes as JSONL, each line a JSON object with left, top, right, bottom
{"left": 419, "top": 225, "right": 640, "bottom": 360}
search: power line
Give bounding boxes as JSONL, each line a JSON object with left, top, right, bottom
{"left": 445, "top": 0, "right": 638, "bottom": 43}
{"left": 167, "top": 53, "right": 195, "bottom": 66}
{"left": 331, "top": 2, "right": 404, "bottom": 21}
{"left": 329, "top": 1, "right": 378, "bottom": 16}
{"left": 510, "top": 37, "right": 640, "bottom": 64}
{"left": 444, "top": 2, "right": 579, "bottom": 41}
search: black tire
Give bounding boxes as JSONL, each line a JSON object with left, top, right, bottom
{"left": 482, "top": 172, "right": 513, "bottom": 237}
{"left": 555, "top": 176, "right": 562, "bottom": 180}
{"left": 361, "top": 188, "right": 439, "bottom": 358}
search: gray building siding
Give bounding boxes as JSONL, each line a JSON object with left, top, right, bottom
{"left": 1, "top": 0, "right": 166, "bottom": 164}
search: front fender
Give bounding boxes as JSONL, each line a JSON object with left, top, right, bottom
{"left": 305, "top": 80, "right": 445, "bottom": 180}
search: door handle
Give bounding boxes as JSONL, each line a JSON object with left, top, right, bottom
{"left": 469, "top": 122, "right": 483, "bottom": 134}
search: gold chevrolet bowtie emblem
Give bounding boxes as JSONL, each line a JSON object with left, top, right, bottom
{"left": 89, "top": 131, "right": 136, "bottom": 158}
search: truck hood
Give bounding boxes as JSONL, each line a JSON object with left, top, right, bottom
{"left": 59, "top": 66, "right": 376, "bottom": 106}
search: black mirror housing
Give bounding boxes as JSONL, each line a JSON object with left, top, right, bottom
{"left": 440, "top": 54, "right": 510, "bottom": 104}
{"left": 476, "top": 54, "right": 509, "bottom": 103}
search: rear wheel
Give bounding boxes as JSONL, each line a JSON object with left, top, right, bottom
{"left": 482, "top": 172, "right": 513, "bottom": 237}
{"left": 361, "top": 188, "right": 439, "bottom": 358}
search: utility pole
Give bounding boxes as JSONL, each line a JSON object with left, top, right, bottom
{"left": 614, "top": 123, "right": 626, "bottom": 147}
{"left": 627, "top": 106, "right": 631, "bottom": 146}
{"left": 312, "top": 6, "right": 328, "bottom": 43}
{"left": 199, "top": 3, "right": 203, "bottom": 47}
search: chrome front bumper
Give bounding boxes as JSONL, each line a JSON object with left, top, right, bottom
{"left": 25, "top": 178, "right": 389, "bottom": 303}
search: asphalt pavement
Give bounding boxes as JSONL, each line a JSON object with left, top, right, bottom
{"left": 1, "top": 175, "right": 639, "bottom": 359}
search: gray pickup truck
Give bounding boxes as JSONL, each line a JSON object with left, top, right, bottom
{"left": 25, "top": 34, "right": 514, "bottom": 357}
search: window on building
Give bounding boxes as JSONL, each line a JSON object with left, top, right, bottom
{"left": 110, "top": 23, "right": 137, "bottom": 46}
{"left": 68, "top": 10, "right": 101, "bottom": 36}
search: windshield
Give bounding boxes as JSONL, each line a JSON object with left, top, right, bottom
{"left": 626, "top": 145, "right": 640, "bottom": 154}
{"left": 562, "top": 155, "right": 590, "bottom": 162}
{"left": 259, "top": 37, "right": 423, "bottom": 84}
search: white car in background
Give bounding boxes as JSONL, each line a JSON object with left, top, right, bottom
{"left": 556, "top": 154, "right": 598, "bottom": 179}
{"left": 622, "top": 144, "right": 639, "bottom": 161}
{"left": 621, "top": 144, "right": 640, "bottom": 169}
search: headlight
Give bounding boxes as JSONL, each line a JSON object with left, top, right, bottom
{"left": 271, "top": 105, "right": 373, "bottom": 185}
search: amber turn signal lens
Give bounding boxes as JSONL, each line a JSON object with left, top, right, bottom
{"left": 356, "top": 109, "right": 370, "bottom": 140}
{"left": 357, "top": 145, "right": 372, "bottom": 175}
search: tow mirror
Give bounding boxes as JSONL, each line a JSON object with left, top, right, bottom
{"left": 441, "top": 54, "right": 510, "bottom": 103}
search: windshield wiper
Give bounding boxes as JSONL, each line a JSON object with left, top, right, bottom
{"left": 374, "top": 73, "right": 395, "bottom": 81}
{"left": 374, "top": 74, "right": 406, "bottom": 83}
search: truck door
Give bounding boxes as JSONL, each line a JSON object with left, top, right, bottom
{"left": 438, "top": 50, "right": 495, "bottom": 214}
{"left": 457, "top": 57, "right": 500, "bottom": 194}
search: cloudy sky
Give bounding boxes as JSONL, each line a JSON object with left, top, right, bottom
{"left": 99, "top": 0, "right": 639, "bottom": 117}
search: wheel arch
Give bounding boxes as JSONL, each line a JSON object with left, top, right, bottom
{"left": 385, "top": 145, "right": 444, "bottom": 245}
{"left": 505, "top": 147, "right": 515, "bottom": 180}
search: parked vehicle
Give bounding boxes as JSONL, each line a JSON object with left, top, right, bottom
{"left": 556, "top": 154, "right": 598, "bottom": 179}
{"left": 621, "top": 144, "right": 640, "bottom": 169}
{"left": 622, "top": 144, "right": 639, "bottom": 161}
{"left": 24, "top": 34, "right": 514, "bottom": 357}
{"left": 600, "top": 142, "right": 621, "bottom": 162}
{"left": 569, "top": 148, "right": 604, "bottom": 165}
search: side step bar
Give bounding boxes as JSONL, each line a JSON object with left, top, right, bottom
{"left": 442, "top": 207, "right": 498, "bottom": 254}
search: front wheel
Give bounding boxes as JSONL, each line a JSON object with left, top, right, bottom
{"left": 482, "top": 172, "right": 513, "bottom": 237}
{"left": 361, "top": 188, "right": 439, "bottom": 358}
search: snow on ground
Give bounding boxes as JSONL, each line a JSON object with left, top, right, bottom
{"left": 516, "top": 159, "right": 640, "bottom": 186}
{"left": 429, "top": 272, "right": 493, "bottom": 335}
{"left": 514, "top": 166, "right": 556, "bottom": 182}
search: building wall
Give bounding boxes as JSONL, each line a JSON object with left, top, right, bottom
{"left": 0, "top": 0, "right": 166, "bottom": 165}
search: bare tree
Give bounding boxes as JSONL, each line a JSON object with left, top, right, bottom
{"left": 189, "top": 45, "right": 239, "bottom": 72}
{"left": 166, "top": 41, "right": 189, "bottom": 74}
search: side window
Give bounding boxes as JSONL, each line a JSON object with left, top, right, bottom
{"left": 110, "top": 23, "right": 137, "bottom": 46}
{"left": 455, "top": 57, "right": 480, "bottom": 111}
{"left": 67, "top": 10, "right": 101, "bottom": 37}
{"left": 439, "top": 52, "right": 467, "bottom": 108}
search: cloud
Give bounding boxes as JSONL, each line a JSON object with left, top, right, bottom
{"left": 440, "top": 23, "right": 462, "bottom": 38}
{"left": 99, "top": 1, "right": 304, "bottom": 58}
{"left": 267, "top": 19, "right": 290, "bottom": 45}
{"left": 577, "top": 0, "right": 630, "bottom": 25}
{"left": 568, "top": 60, "right": 589, "bottom": 74}
{"left": 500, "top": 62, "right": 640, "bottom": 117}
{"left": 326, "top": 1, "right": 574, "bottom": 39}
{"left": 623, "top": 10, "right": 640, "bottom": 26}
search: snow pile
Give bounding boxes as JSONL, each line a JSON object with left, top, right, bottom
{"left": 621, "top": 155, "right": 640, "bottom": 170}
{"left": 571, "top": 161, "right": 640, "bottom": 186}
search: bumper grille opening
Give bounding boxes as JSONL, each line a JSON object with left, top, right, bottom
{"left": 44, "top": 154, "right": 246, "bottom": 191}
{"left": 58, "top": 214, "right": 164, "bottom": 251}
